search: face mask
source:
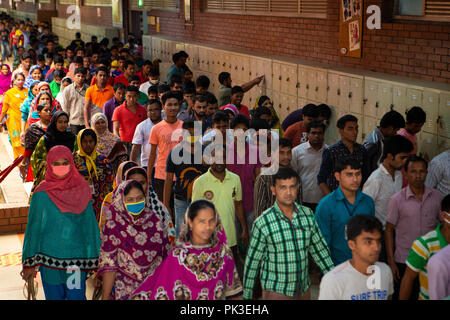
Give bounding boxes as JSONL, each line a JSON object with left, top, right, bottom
{"left": 56, "top": 82, "right": 61, "bottom": 85}
{"left": 52, "top": 164, "right": 70, "bottom": 177}
{"left": 16, "top": 81, "right": 24, "bottom": 86}
{"left": 150, "top": 79, "right": 159, "bottom": 85}
{"left": 125, "top": 200, "right": 146, "bottom": 216}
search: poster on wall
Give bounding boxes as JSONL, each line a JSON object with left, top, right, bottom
{"left": 339, "top": 0, "right": 362, "bottom": 58}
{"left": 112, "top": 0, "right": 123, "bottom": 28}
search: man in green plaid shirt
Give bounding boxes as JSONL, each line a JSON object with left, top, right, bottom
{"left": 243, "top": 167, "right": 334, "bottom": 299}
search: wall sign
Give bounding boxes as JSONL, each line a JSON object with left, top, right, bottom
{"left": 112, "top": 0, "right": 123, "bottom": 28}
{"left": 339, "top": 0, "right": 363, "bottom": 58}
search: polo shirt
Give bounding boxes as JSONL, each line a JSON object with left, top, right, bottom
{"left": 103, "top": 97, "right": 122, "bottom": 132}
{"left": 111, "top": 102, "right": 146, "bottom": 143}
{"left": 191, "top": 168, "right": 242, "bottom": 247}
{"left": 283, "top": 120, "right": 308, "bottom": 148}
{"left": 406, "top": 224, "right": 448, "bottom": 300}
{"left": 85, "top": 84, "right": 114, "bottom": 116}
{"left": 386, "top": 186, "right": 442, "bottom": 264}
{"left": 315, "top": 187, "right": 375, "bottom": 265}
{"left": 113, "top": 73, "right": 130, "bottom": 86}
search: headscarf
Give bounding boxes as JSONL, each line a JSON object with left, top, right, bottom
{"left": 0, "top": 64, "right": 12, "bottom": 95}
{"left": 132, "top": 200, "right": 242, "bottom": 300}
{"left": 24, "top": 65, "right": 42, "bottom": 89}
{"left": 91, "top": 113, "right": 120, "bottom": 157}
{"left": 27, "top": 84, "right": 62, "bottom": 125}
{"left": 43, "top": 110, "right": 76, "bottom": 152}
{"left": 34, "top": 145, "right": 92, "bottom": 214}
{"left": 219, "top": 104, "right": 238, "bottom": 117}
{"left": 19, "top": 80, "right": 39, "bottom": 121}
{"left": 114, "top": 160, "right": 138, "bottom": 189}
{"left": 76, "top": 128, "right": 99, "bottom": 180}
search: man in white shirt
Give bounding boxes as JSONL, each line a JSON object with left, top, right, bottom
{"left": 130, "top": 99, "right": 162, "bottom": 182}
{"left": 291, "top": 121, "right": 328, "bottom": 212}
{"left": 319, "top": 215, "right": 394, "bottom": 300}
{"left": 425, "top": 149, "right": 450, "bottom": 196}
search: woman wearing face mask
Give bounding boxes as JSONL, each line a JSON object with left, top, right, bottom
{"left": 73, "top": 128, "right": 114, "bottom": 222}
{"left": 19, "top": 80, "right": 40, "bottom": 143}
{"left": 24, "top": 65, "right": 42, "bottom": 89}
{"left": 30, "top": 110, "right": 76, "bottom": 193}
{"left": 0, "top": 72, "right": 28, "bottom": 158}
{"left": 21, "top": 145, "right": 101, "bottom": 300}
{"left": 19, "top": 103, "right": 52, "bottom": 182}
{"left": 98, "top": 179, "right": 174, "bottom": 300}
{"left": 91, "top": 113, "right": 128, "bottom": 175}
{"left": 26, "top": 81, "right": 62, "bottom": 126}
{"left": 133, "top": 200, "right": 243, "bottom": 300}
{"left": 0, "top": 64, "right": 12, "bottom": 116}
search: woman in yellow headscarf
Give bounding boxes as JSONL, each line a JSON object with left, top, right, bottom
{"left": 252, "top": 95, "right": 284, "bottom": 135}
{"left": 0, "top": 72, "right": 28, "bottom": 158}
{"left": 73, "top": 128, "right": 114, "bottom": 222}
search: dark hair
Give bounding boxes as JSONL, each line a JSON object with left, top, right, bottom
{"left": 218, "top": 72, "right": 230, "bottom": 85}
{"left": 405, "top": 155, "right": 428, "bottom": 172}
{"left": 124, "top": 180, "right": 145, "bottom": 197}
{"left": 196, "top": 75, "right": 210, "bottom": 89}
{"left": 194, "top": 95, "right": 207, "bottom": 104}
{"left": 147, "top": 86, "right": 158, "bottom": 96}
{"left": 13, "top": 72, "right": 25, "bottom": 81}
{"left": 380, "top": 110, "right": 406, "bottom": 129}
{"left": 406, "top": 106, "right": 426, "bottom": 124}
{"left": 53, "top": 69, "right": 66, "bottom": 79}
{"left": 185, "top": 200, "right": 216, "bottom": 241}
{"left": 231, "top": 86, "right": 244, "bottom": 95}
{"left": 37, "top": 54, "right": 45, "bottom": 62}
{"left": 125, "top": 167, "right": 147, "bottom": 181}
{"left": 126, "top": 85, "right": 139, "bottom": 94}
{"left": 250, "top": 118, "right": 270, "bottom": 131}
{"left": 117, "top": 56, "right": 126, "bottom": 62}
{"left": 346, "top": 215, "right": 383, "bottom": 242}
{"left": 149, "top": 69, "right": 159, "bottom": 77}
{"left": 302, "top": 104, "right": 319, "bottom": 118}
{"left": 121, "top": 162, "right": 138, "bottom": 180}
{"left": 172, "top": 52, "right": 182, "bottom": 64}
{"left": 178, "top": 51, "right": 189, "bottom": 58}
{"left": 123, "top": 60, "right": 135, "bottom": 70}
{"left": 382, "top": 135, "right": 414, "bottom": 159}
{"left": 172, "top": 91, "right": 183, "bottom": 102}
{"left": 142, "top": 60, "right": 152, "bottom": 67}
{"left": 129, "top": 75, "right": 140, "bottom": 83}
{"left": 317, "top": 104, "right": 332, "bottom": 120}
{"left": 334, "top": 157, "right": 362, "bottom": 173}
{"left": 53, "top": 55, "right": 64, "bottom": 64}
{"left": 442, "top": 194, "right": 450, "bottom": 212}
{"left": 279, "top": 138, "right": 293, "bottom": 149}
{"left": 206, "top": 92, "right": 218, "bottom": 105}
{"left": 80, "top": 128, "right": 97, "bottom": 145}
{"left": 74, "top": 67, "right": 86, "bottom": 75}
{"left": 272, "top": 167, "right": 299, "bottom": 186}
{"left": 252, "top": 106, "right": 272, "bottom": 120}
{"left": 161, "top": 91, "right": 180, "bottom": 105}
{"left": 114, "top": 83, "right": 126, "bottom": 92}
{"left": 169, "top": 75, "right": 183, "bottom": 87}
{"left": 158, "top": 83, "right": 170, "bottom": 94}
{"left": 184, "top": 68, "right": 193, "bottom": 75}
{"left": 337, "top": 114, "right": 358, "bottom": 129}
{"left": 36, "top": 103, "right": 49, "bottom": 112}
{"left": 95, "top": 66, "right": 109, "bottom": 75}
{"left": 212, "top": 111, "right": 229, "bottom": 124}
{"left": 306, "top": 120, "right": 326, "bottom": 133}
{"left": 182, "top": 119, "right": 195, "bottom": 130}
{"left": 183, "top": 85, "right": 196, "bottom": 95}
{"left": 230, "top": 114, "right": 249, "bottom": 129}
{"left": 147, "top": 99, "right": 162, "bottom": 109}
{"left": 29, "top": 81, "right": 39, "bottom": 91}
{"left": 62, "top": 77, "right": 72, "bottom": 85}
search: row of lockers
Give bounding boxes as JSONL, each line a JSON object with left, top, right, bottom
{"left": 142, "top": 35, "right": 450, "bottom": 159}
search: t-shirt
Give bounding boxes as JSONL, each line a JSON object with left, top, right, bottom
{"left": 237, "top": 104, "right": 250, "bottom": 119}
{"left": 149, "top": 120, "right": 183, "bottom": 180}
{"left": 166, "top": 143, "right": 209, "bottom": 201}
{"left": 218, "top": 85, "right": 231, "bottom": 107}
{"left": 113, "top": 73, "right": 130, "bottom": 86}
{"left": 85, "top": 84, "right": 115, "bottom": 116}
{"left": 283, "top": 120, "right": 308, "bottom": 148}
{"left": 111, "top": 102, "right": 146, "bottom": 142}
{"left": 131, "top": 118, "right": 158, "bottom": 167}
{"left": 319, "top": 261, "right": 394, "bottom": 300}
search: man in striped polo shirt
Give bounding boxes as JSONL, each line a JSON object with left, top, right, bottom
{"left": 399, "top": 194, "right": 450, "bottom": 300}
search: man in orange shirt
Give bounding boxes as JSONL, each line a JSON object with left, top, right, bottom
{"left": 84, "top": 66, "right": 114, "bottom": 128}
{"left": 283, "top": 104, "right": 319, "bottom": 148}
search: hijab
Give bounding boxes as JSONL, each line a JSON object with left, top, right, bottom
{"left": 91, "top": 113, "right": 120, "bottom": 157}
{"left": 24, "top": 65, "right": 42, "bottom": 89}
{"left": 34, "top": 145, "right": 92, "bottom": 214}
{"left": 0, "top": 64, "right": 12, "bottom": 95}
{"left": 76, "top": 128, "right": 99, "bottom": 180}
{"left": 43, "top": 110, "right": 76, "bottom": 152}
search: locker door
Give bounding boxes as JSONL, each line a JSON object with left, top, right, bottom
{"left": 327, "top": 72, "right": 340, "bottom": 110}
{"left": 377, "top": 82, "right": 393, "bottom": 119}
{"left": 419, "top": 132, "right": 439, "bottom": 162}
{"left": 207, "top": 48, "right": 214, "bottom": 74}
{"left": 198, "top": 47, "right": 207, "bottom": 72}
{"left": 152, "top": 38, "right": 159, "bottom": 60}
{"left": 438, "top": 91, "right": 450, "bottom": 138}
{"left": 272, "top": 91, "right": 281, "bottom": 120}
{"left": 262, "top": 59, "right": 273, "bottom": 90}
{"left": 272, "top": 62, "right": 282, "bottom": 93}
{"left": 406, "top": 89, "right": 423, "bottom": 110}
{"left": 422, "top": 90, "right": 439, "bottom": 134}
{"left": 363, "top": 116, "right": 378, "bottom": 142}
{"left": 159, "top": 62, "right": 172, "bottom": 83}
{"left": 338, "top": 76, "right": 350, "bottom": 113}
{"left": 392, "top": 85, "right": 407, "bottom": 116}
{"left": 438, "top": 136, "right": 450, "bottom": 154}
{"left": 142, "top": 36, "right": 151, "bottom": 60}
{"left": 287, "top": 64, "right": 297, "bottom": 96}
{"left": 280, "top": 64, "right": 290, "bottom": 94}
{"left": 297, "top": 67, "right": 308, "bottom": 99}
{"left": 363, "top": 80, "right": 379, "bottom": 118}
{"left": 175, "top": 42, "right": 185, "bottom": 52}
{"left": 240, "top": 55, "right": 250, "bottom": 83}
{"left": 349, "top": 77, "right": 363, "bottom": 115}
{"left": 298, "top": 97, "right": 308, "bottom": 111}
{"left": 316, "top": 70, "right": 328, "bottom": 104}
{"left": 307, "top": 69, "right": 317, "bottom": 101}
{"left": 287, "top": 94, "right": 297, "bottom": 118}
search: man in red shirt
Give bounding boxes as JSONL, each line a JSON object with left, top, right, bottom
{"left": 283, "top": 104, "right": 320, "bottom": 148}
{"left": 112, "top": 85, "right": 146, "bottom": 153}
{"left": 231, "top": 86, "right": 250, "bottom": 119}
{"left": 113, "top": 60, "right": 135, "bottom": 86}
{"left": 136, "top": 60, "right": 152, "bottom": 84}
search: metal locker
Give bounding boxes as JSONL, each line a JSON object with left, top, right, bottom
{"left": 363, "top": 116, "right": 378, "bottom": 142}
{"left": 212, "top": 50, "right": 223, "bottom": 75}
{"left": 298, "top": 97, "right": 308, "bottom": 111}
{"left": 278, "top": 94, "right": 290, "bottom": 121}
{"left": 338, "top": 76, "right": 350, "bottom": 113}
{"left": 349, "top": 77, "right": 363, "bottom": 115}
{"left": 363, "top": 80, "right": 379, "bottom": 119}
{"left": 184, "top": 44, "right": 199, "bottom": 71}
{"left": 207, "top": 49, "right": 215, "bottom": 74}
{"left": 306, "top": 69, "right": 317, "bottom": 101}
{"left": 283, "top": 64, "right": 297, "bottom": 96}
{"left": 288, "top": 95, "right": 297, "bottom": 117}
{"left": 316, "top": 70, "right": 328, "bottom": 103}
{"left": 142, "top": 35, "right": 151, "bottom": 60}
{"left": 159, "top": 62, "right": 172, "bottom": 83}
{"left": 392, "top": 85, "right": 407, "bottom": 117}
{"left": 418, "top": 132, "right": 439, "bottom": 162}
{"left": 438, "top": 136, "right": 450, "bottom": 154}
{"left": 272, "top": 62, "right": 282, "bottom": 93}
{"left": 406, "top": 89, "right": 423, "bottom": 110}
{"left": 239, "top": 54, "right": 250, "bottom": 83}
{"left": 198, "top": 47, "right": 207, "bottom": 72}
{"left": 327, "top": 72, "right": 340, "bottom": 110}
{"left": 262, "top": 60, "right": 273, "bottom": 90}
{"left": 422, "top": 90, "right": 439, "bottom": 135}
{"left": 152, "top": 38, "right": 159, "bottom": 60}
{"left": 272, "top": 91, "right": 281, "bottom": 120}
{"left": 175, "top": 42, "right": 185, "bottom": 52}
{"left": 438, "top": 91, "right": 450, "bottom": 138}
{"left": 297, "top": 67, "right": 308, "bottom": 99}
{"left": 377, "top": 82, "right": 393, "bottom": 120}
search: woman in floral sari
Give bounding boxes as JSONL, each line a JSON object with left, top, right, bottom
{"left": 132, "top": 199, "right": 243, "bottom": 300}
{"left": 98, "top": 180, "right": 173, "bottom": 300}
{"left": 0, "top": 72, "right": 28, "bottom": 158}
{"left": 91, "top": 113, "right": 128, "bottom": 175}
{"left": 73, "top": 128, "right": 114, "bottom": 222}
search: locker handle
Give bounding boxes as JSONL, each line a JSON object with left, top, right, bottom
{"left": 363, "top": 98, "right": 367, "bottom": 104}
{"left": 327, "top": 86, "right": 330, "bottom": 91}
{"left": 249, "top": 72, "right": 252, "bottom": 76}
{"left": 348, "top": 92, "right": 352, "bottom": 98}
{"left": 315, "top": 86, "right": 319, "bottom": 92}
{"left": 390, "top": 104, "right": 394, "bottom": 111}
{"left": 306, "top": 84, "right": 309, "bottom": 90}
{"left": 223, "top": 63, "right": 226, "bottom": 66}
{"left": 337, "top": 89, "right": 340, "bottom": 95}
{"left": 376, "top": 102, "right": 379, "bottom": 108}
{"left": 279, "top": 76, "right": 282, "bottom": 80}
{"left": 296, "top": 83, "right": 300, "bottom": 88}
{"left": 235, "top": 66, "right": 238, "bottom": 70}
{"left": 286, "top": 77, "right": 290, "bottom": 82}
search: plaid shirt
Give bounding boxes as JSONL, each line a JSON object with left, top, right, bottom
{"left": 243, "top": 201, "right": 334, "bottom": 299}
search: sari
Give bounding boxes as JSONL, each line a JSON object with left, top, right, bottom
{"left": 23, "top": 122, "right": 47, "bottom": 182}
{"left": 27, "top": 83, "right": 62, "bottom": 126}
{"left": 73, "top": 129, "right": 114, "bottom": 222}
{"left": 0, "top": 64, "right": 11, "bottom": 114}
{"left": 19, "top": 80, "right": 39, "bottom": 125}
{"left": 132, "top": 201, "right": 243, "bottom": 300}
{"left": 97, "top": 180, "right": 173, "bottom": 300}
{"left": 1, "top": 86, "right": 28, "bottom": 158}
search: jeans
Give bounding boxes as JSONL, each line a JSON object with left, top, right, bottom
{"left": 174, "top": 198, "right": 190, "bottom": 237}
{"left": 0, "top": 41, "right": 9, "bottom": 61}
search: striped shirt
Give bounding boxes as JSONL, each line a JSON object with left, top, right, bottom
{"left": 405, "top": 224, "right": 449, "bottom": 300}
{"left": 243, "top": 201, "right": 334, "bottom": 299}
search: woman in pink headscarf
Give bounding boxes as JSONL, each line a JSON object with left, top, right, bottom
{"left": 0, "top": 63, "right": 12, "bottom": 114}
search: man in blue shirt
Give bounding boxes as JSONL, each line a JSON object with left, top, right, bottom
{"left": 167, "top": 52, "right": 185, "bottom": 84}
{"left": 315, "top": 157, "right": 375, "bottom": 266}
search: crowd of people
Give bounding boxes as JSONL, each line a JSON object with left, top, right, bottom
{"left": 0, "top": 14, "right": 448, "bottom": 301}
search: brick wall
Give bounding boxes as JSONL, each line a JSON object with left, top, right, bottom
{"left": 146, "top": 0, "right": 450, "bottom": 84}
{"left": 57, "top": 4, "right": 114, "bottom": 28}
{"left": 0, "top": 206, "right": 29, "bottom": 234}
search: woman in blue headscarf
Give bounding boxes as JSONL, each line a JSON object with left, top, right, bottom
{"left": 24, "top": 65, "right": 43, "bottom": 89}
{"left": 20, "top": 80, "right": 40, "bottom": 144}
